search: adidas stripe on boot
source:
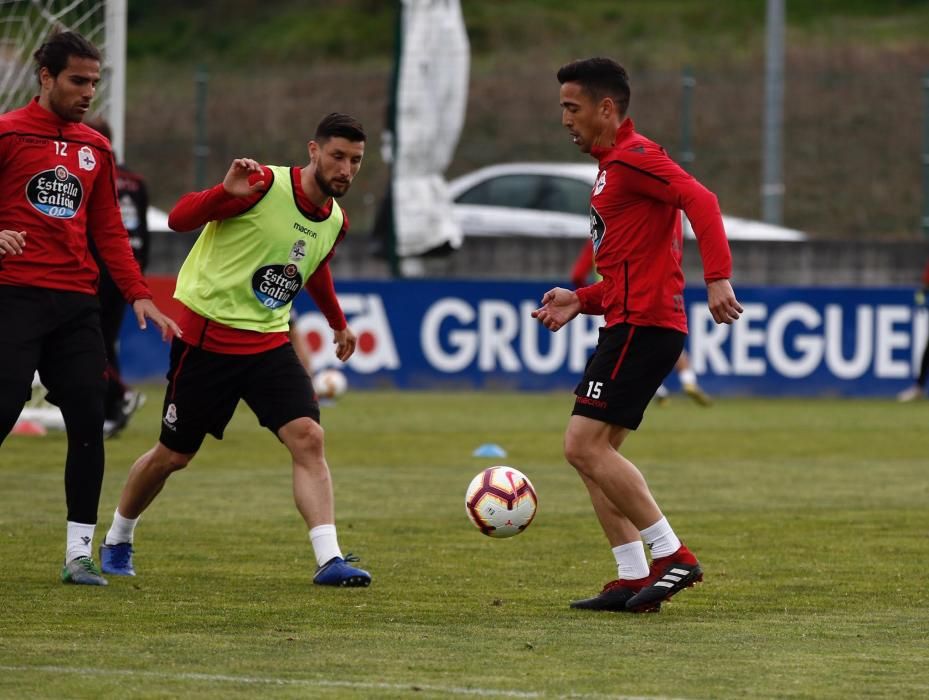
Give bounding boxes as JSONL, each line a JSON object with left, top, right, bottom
{"left": 624, "top": 544, "right": 703, "bottom": 613}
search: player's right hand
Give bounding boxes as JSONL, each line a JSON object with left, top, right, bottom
{"left": 222, "top": 158, "right": 267, "bottom": 197}
{"left": 531, "top": 287, "right": 581, "bottom": 332}
{"left": 0, "top": 229, "right": 26, "bottom": 256}
{"left": 132, "top": 298, "right": 183, "bottom": 342}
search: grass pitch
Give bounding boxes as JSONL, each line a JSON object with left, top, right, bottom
{"left": 1, "top": 389, "right": 927, "bottom": 699}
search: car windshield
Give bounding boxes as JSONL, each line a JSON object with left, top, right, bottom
{"left": 455, "top": 174, "right": 591, "bottom": 217}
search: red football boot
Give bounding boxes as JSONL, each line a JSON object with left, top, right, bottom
{"left": 625, "top": 544, "right": 703, "bottom": 613}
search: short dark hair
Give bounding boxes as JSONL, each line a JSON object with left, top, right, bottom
{"left": 314, "top": 112, "right": 366, "bottom": 144}
{"left": 557, "top": 57, "right": 631, "bottom": 116}
{"left": 33, "top": 30, "right": 101, "bottom": 83}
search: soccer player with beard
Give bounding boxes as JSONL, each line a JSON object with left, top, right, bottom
{"left": 532, "top": 58, "right": 742, "bottom": 613}
{"left": 0, "top": 31, "right": 178, "bottom": 586}
{"left": 99, "top": 113, "right": 372, "bottom": 588}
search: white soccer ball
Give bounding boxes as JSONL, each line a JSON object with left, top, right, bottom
{"left": 314, "top": 368, "right": 348, "bottom": 399}
{"left": 465, "top": 466, "right": 538, "bottom": 538}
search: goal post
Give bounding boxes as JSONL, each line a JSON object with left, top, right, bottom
{"left": 103, "top": 0, "right": 124, "bottom": 155}
{"left": 0, "top": 0, "right": 126, "bottom": 153}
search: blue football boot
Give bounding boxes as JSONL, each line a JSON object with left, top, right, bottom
{"left": 99, "top": 542, "right": 136, "bottom": 576}
{"left": 313, "top": 553, "right": 371, "bottom": 587}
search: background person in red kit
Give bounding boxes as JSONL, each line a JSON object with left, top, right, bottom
{"left": 897, "top": 258, "right": 929, "bottom": 402}
{"left": 0, "top": 30, "right": 179, "bottom": 587}
{"left": 532, "top": 57, "right": 742, "bottom": 613}
{"left": 86, "top": 117, "right": 151, "bottom": 438}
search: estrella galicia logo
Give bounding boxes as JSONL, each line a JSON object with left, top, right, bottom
{"left": 252, "top": 263, "right": 303, "bottom": 309}
{"left": 590, "top": 205, "right": 605, "bottom": 251}
{"left": 26, "top": 166, "right": 83, "bottom": 218}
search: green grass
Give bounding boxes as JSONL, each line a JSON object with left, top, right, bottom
{"left": 1, "top": 390, "right": 928, "bottom": 699}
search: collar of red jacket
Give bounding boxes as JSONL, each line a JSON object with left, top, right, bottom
{"left": 25, "top": 96, "right": 78, "bottom": 130}
{"left": 590, "top": 117, "right": 636, "bottom": 164}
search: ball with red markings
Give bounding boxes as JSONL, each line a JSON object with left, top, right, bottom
{"left": 465, "top": 466, "right": 538, "bottom": 538}
{"left": 314, "top": 368, "right": 348, "bottom": 399}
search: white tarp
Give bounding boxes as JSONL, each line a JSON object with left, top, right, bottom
{"left": 147, "top": 206, "right": 171, "bottom": 232}
{"left": 391, "top": 0, "right": 469, "bottom": 257}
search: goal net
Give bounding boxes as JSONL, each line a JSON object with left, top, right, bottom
{"left": 0, "top": 0, "right": 126, "bottom": 153}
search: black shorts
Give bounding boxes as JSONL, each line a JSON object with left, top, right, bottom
{"left": 159, "top": 339, "right": 319, "bottom": 454}
{"left": 0, "top": 285, "right": 106, "bottom": 406}
{"left": 572, "top": 323, "right": 685, "bottom": 430}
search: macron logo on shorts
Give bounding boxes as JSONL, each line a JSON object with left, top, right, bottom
{"left": 576, "top": 395, "right": 608, "bottom": 409}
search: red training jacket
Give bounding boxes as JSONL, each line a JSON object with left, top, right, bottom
{"left": 575, "top": 119, "right": 732, "bottom": 334}
{"left": 0, "top": 98, "right": 150, "bottom": 301}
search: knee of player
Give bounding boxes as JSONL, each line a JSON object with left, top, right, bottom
{"left": 55, "top": 382, "right": 107, "bottom": 412}
{"left": 282, "top": 417, "right": 325, "bottom": 454}
{"left": 563, "top": 432, "right": 597, "bottom": 472}
{"left": 150, "top": 443, "right": 194, "bottom": 474}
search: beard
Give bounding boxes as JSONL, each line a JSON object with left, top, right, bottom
{"left": 49, "top": 92, "right": 87, "bottom": 123}
{"left": 314, "top": 169, "right": 350, "bottom": 199}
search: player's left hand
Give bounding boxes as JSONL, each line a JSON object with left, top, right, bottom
{"left": 132, "top": 298, "right": 182, "bottom": 341}
{"left": 706, "top": 278, "right": 743, "bottom": 324}
{"left": 333, "top": 326, "right": 357, "bottom": 362}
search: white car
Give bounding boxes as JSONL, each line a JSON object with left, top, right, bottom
{"left": 447, "top": 162, "right": 807, "bottom": 242}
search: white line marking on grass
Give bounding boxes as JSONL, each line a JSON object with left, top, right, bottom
{"left": 0, "top": 665, "right": 688, "bottom": 699}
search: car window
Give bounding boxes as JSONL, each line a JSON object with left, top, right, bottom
{"left": 536, "top": 176, "right": 593, "bottom": 216}
{"left": 454, "top": 174, "right": 544, "bottom": 210}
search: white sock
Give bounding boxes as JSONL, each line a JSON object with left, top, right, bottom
{"left": 655, "top": 384, "right": 669, "bottom": 398}
{"left": 309, "top": 524, "right": 342, "bottom": 568}
{"left": 679, "top": 367, "right": 698, "bottom": 387}
{"left": 105, "top": 509, "right": 139, "bottom": 545}
{"left": 66, "top": 521, "right": 95, "bottom": 563}
{"left": 640, "top": 517, "right": 681, "bottom": 559}
{"left": 612, "top": 541, "right": 650, "bottom": 581}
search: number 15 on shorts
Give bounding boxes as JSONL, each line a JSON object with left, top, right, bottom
{"left": 585, "top": 381, "right": 603, "bottom": 399}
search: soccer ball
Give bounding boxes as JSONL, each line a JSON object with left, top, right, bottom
{"left": 464, "top": 466, "right": 538, "bottom": 538}
{"left": 314, "top": 368, "right": 348, "bottom": 399}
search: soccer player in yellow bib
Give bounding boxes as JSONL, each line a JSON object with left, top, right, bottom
{"left": 99, "top": 114, "right": 372, "bottom": 587}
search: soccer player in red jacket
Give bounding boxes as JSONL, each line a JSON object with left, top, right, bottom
{"left": 897, "top": 258, "right": 929, "bottom": 401}
{"left": 0, "top": 31, "right": 178, "bottom": 586}
{"left": 532, "top": 57, "right": 742, "bottom": 612}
